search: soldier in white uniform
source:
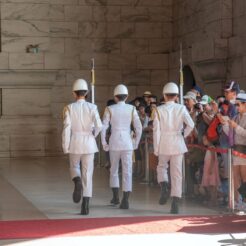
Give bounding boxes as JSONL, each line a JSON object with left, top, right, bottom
{"left": 101, "top": 84, "right": 142, "bottom": 209}
{"left": 153, "top": 82, "right": 194, "bottom": 214}
{"left": 62, "top": 79, "right": 102, "bottom": 215}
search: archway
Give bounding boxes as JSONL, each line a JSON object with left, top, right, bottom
{"left": 183, "top": 65, "right": 196, "bottom": 93}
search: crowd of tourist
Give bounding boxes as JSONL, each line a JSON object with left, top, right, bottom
{"left": 118, "top": 81, "right": 246, "bottom": 211}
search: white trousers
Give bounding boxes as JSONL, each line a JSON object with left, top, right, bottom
{"left": 157, "top": 154, "right": 183, "bottom": 198}
{"left": 69, "top": 153, "right": 94, "bottom": 197}
{"left": 109, "top": 150, "right": 133, "bottom": 192}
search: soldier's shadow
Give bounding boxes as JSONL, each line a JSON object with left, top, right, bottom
{"left": 218, "top": 238, "right": 246, "bottom": 246}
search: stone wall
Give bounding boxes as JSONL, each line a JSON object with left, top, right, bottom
{"left": 170, "top": 0, "right": 238, "bottom": 97}
{"left": 227, "top": 0, "right": 246, "bottom": 88}
{"left": 1, "top": 0, "right": 245, "bottom": 157}
{"left": 0, "top": 0, "right": 172, "bottom": 157}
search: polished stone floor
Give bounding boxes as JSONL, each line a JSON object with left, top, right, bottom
{"left": 1, "top": 157, "right": 245, "bottom": 246}
{"left": 0, "top": 156, "right": 221, "bottom": 221}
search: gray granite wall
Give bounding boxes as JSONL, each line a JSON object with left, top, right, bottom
{"left": 170, "top": 0, "right": 240, "bottom": 97}
{"left": 227, "top": 0, "right": 246, "bottom": 89}
{"left": 0, "top": 0, "right": 172, "bottom": 157}
{"left": 1, "top": 0, "right": 244, "bottom": 157}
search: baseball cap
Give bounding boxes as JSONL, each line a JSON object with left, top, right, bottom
{"left": 200, "top": 95, "right": 213, "bottom": 105}
{"left": 224, "top": 81, "right": 240, "bottom": 93}
{"left": 192, "top": 85, "right": 203, "bottom": 96}
{"left": 183, "top": 91, "right": 197, "bottom": 102}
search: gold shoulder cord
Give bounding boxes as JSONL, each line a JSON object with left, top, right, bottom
{"left": 104, "top": 106, "right": 112, "bottom": 121}
{"left": 62, "top": 106, "right": 70, "bottom": 120}
{"left": 151, "top": 108, "right": 160, "bottom": 121}
{"left": 131, "top": 106, "right": 135, "bottom": 123}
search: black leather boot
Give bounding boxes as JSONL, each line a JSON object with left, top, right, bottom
{"left": 159, "top": 181, "right": 169, "bottom": 205}
{"left": 170, "top": 197, "right": 179, "bottom": 214}
{"left": 81, "top": 197, "right": 90, "bottom": 215}
{"left": 120, "top": 192, "right": 130, "bottom": 209}
{"left": 110, "top": 188, "right": 120, "bottom": 205}
{"left": 72, "top": 176, "right": 82, "bottom": 203}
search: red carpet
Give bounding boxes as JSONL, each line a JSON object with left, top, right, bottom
{"left": 0, "top": 215, "right": 245, "bottom": 239}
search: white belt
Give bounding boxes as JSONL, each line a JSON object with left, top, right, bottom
{"left": 72, "top": 131, "right": 92, "bottom": 136}
{"left": 161, "top": 131, "right": 182, "bottom": 136}
{"left": 112, "top": 127, "right": 130, "bottom": 132}
{"left": 111, "top": 128, "right": 130, "bottom": 132}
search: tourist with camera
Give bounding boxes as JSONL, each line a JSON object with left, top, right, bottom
{"left": 195, "top": 95, "right": 215, "bottom": 144}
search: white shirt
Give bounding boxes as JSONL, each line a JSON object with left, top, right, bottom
{"left": 62, "top": 99, "right": 102, "bottom": 154}
{"left": 153, "top": 101, "right": 194, "bottom": 155}
{"left": 101, "top": 101, "right": 142, "bottom": 151}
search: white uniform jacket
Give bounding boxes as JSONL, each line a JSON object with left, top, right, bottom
{"left": 101, "top": 101, "right": 142, "bottom": 151}
{"left": 62, "top": 99, "right": 102, "bottom": 154}
{"left": 153, "top": 101, "right": 194, "bottom": 155}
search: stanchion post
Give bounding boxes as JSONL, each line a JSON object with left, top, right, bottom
{"left": 144, "top": 135, "right": 150, "bottom": 183}
{"left": 182, "top": 155, "right": 186, "bottom": 196}
{"left": 91, "top": 58, "right": 95, "bottom": 104}
{"left": 228, "top": 148, "right": 234, "bottom": 212}
{"left": 179, "top": 43, "right": 186, "bottom": 196}
{"left": 97, "top": 135, "right": 101, "bottom": 167}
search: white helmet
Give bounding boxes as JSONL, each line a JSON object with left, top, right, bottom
{"left": 73, "top": 79, "right": 88, "bottom": 91}
{"left": 163, "top": 82, "right": 179, "bottom": 94}
{"left": 114, "top": 84, "right": 128, "bottom": 96}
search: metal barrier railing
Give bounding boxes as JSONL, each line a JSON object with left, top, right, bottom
{"left": 228, "top": 148, "right": 234, "bottom": 212}
{"left": 143, "top": 135, "right": 150, "bottom": 183}
{"left": 186, "top": 144, "right": 246, "bottom": 213}
{"left": 97, "top": 132, "right": 244, "bottom": 214}
{"left": 97, "top": 133, "right": 151, "bottom": 183}
{"left": 97, "top": 135, "right": 101, "bottom": 167}
{"left": 95, "top": 135, "right": 103, "bottom": 167}
{"left": 182, "top": 157, "right": 186, "bottom": 196}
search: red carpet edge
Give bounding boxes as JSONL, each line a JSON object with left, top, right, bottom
{"left": 0, "top": 215, "right": 245, "bottom": 239}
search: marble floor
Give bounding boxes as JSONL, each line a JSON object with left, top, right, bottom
{"left": 0, "top": 156, "right": 222, "bottom": 221}
{"left": 0, "top": 157, "right": 245, "bottom": 246}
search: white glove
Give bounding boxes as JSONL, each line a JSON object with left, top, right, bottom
{"left": 103, "top": 144, "right": 109, "bottom": 152}
{"left": 63, "top": 149, "right": 69, "bottom": 154}
{"left": 154, "top": 151, "right": 159, "bottom": 156}
{"left": 132, "top": 140, "right": 138, "bottom": 150}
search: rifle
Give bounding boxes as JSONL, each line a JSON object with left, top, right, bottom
{"left": 179, "top": 43, "right": 184, "bottom": 105}
{"left": 91, "top": 58, "right": 95, "bottom": 104}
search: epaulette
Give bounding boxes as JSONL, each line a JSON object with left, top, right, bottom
{"left": 62, "top": 106, "right": 70, "bottom": 120}
{"left": 151, "top": 107, "right": 160, "bottom": 121}
{"left": 103, "top": 106, "right": 112, "bottom": 120}
{"left": 131, "top": 106, "right": 135, "bottom": 122}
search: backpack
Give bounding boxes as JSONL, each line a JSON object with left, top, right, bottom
{"left": 206, "top": 116, "right": 221, "bottom": 142}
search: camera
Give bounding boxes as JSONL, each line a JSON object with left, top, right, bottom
{"left": 194, "top": 103, "right": 202, "bottom": 110}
